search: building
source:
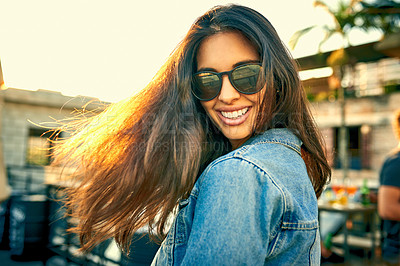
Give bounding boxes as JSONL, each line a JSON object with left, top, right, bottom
{"left": 0, "top": 87, "right": 124, "bottom": 264}
{"left": 298, "top": 41, "right": 400, "bottom": 187}
{"left": 0, "top": 87, "right": 106, "bottom": 193}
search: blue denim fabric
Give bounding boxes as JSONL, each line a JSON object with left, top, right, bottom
{"left": 151, "top": 128, "right": 320, "bottom": 265}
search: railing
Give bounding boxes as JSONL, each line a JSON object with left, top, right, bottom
{"left": 1, "top": 165, "right": 160, "bottom": 265}
{"left": 6, "top": 165, "right": 48, "bottom": 195}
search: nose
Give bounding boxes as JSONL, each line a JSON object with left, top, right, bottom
{"left": 218, "top": 75, "right": 240, "bottom": 104}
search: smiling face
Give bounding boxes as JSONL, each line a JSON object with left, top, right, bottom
{"left": 196, "top": 31, "right": 265, "bottom": 149}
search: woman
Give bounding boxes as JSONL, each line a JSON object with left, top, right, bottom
{"left": 53, "top": 4, "right": 331, "bottom": 265}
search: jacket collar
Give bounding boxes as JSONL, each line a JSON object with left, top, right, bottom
{"left": 242, "top": 128, "right": 302, "bottom": 155}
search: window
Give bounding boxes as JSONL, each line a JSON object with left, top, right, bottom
{"left": 26, "top": 128, "right": 60, "bottom": 166}
{"left": 333, "top": 125, "right": 371, "bottom": 170}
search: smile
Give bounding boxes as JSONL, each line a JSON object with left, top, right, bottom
{"left": 217, "top": 107, "right": 251, "bottom": 126}
{"left": 220, "top": 107, "right": 249, "bottom": 119}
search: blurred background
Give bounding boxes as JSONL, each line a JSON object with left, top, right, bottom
{"left": 0, "top": 0, "right": 399, "bottom": 265}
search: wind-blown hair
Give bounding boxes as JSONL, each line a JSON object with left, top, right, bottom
{"left": 52, "top": 4, "right": 331, "bottom": 254}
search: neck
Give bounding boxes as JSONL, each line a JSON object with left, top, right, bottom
{"left": 230, "top": 137, "right": 250, "bottom": 150}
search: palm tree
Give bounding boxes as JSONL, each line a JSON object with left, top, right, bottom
{"left": 358, "top": 0, "right": 400, "bottom": 57}
{"left": 289, "top": 0, "right": 399, "bottom": 54}
{"left": 289, "top": 0, "right": 359, "bottom": 55}
{"left": 290, "top": 0, "right": 364, "bottom": 182}
{"left": 357, "top": 0, "right": 400, "bottom": 35}
{"left": 290, "top": 0, "right": 399, "bottom": 182}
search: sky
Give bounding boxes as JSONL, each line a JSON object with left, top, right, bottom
{"left": 0, "top": 0, "right": 382, "bottom": 102}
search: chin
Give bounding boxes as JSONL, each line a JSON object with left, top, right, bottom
{"left": 221, "top": 130, "right": 252, "bottom": 145}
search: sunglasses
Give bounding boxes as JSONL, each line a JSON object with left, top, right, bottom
{"left": 192, "top": 63, "right": 264, "bottom": 101}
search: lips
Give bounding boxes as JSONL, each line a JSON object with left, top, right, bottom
{"left": 217, "top": 107, "right": 251, "bottom": 126}
{"left": 220, "top": 107, "right": 249, "bottom": 119}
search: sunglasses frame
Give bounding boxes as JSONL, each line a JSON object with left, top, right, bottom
{"left": 192, "top": 63, "right": 264, "bottom": 101}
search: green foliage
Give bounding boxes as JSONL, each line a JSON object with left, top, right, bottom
{"left": 292, "top": 0, "right": 400, "bottom": 102}
{"left": 290, "top": 0, "right": 361, "bottom": 52}
{"left": 357, "top": 0, "right": 400, "bottom": 34}
{"left": 306, "top": 88, "right": 337, "bottom": 102}
{"left": 384, "top": 83, "right": 400, "bottom": 94}
{"left": 290, "top": 0, "right": 399, "bottom": 55}
{"left": 327, "top": 48, "right": 349, "bottom": 67}
{"left": 289, "top": 26, "right": 316, "bottom": 50}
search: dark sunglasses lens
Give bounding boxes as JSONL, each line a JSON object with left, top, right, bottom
{"left": 231, "top": 64, "right": 262, "bottom": 93}
{"left": 193, "top": 73, "right": 221, "bottom": 100}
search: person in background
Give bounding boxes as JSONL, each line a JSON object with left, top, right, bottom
{"left": 52, "top": 4, "right": 331, "bottom": 265}
{"left": 379, "top": 109, "right": 400, "bottom": 265}
{"left": 320, "top": 207, "right": 346, "bottom": 263}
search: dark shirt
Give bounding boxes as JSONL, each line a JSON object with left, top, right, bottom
{"left": 379, "top": 149, "right": 400, "bottom": 264}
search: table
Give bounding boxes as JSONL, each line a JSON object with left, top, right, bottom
{"left": 318, "top": 202, "right": 377, "bottom": 260}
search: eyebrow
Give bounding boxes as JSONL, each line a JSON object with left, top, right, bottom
{"left": 197, "top": 59, "right": 261, "bottom": 72}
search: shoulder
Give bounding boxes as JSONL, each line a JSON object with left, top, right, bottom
{"left": 194, "top": 128, "right": 305, "bottom": 196}
{"left": 381, "top": 150, "right": 400, "bottom": 187}
{"left": 197, "top": 156, "right": 267, "bottom": 192}
{"left": 193, "top": 151, "right": 278, "bottom": 201}
{"left": 193, "top": 152, "right": 286, "bottom": 226}
{"left": 382, "top": 149, "right": 400, "bottom": 173}
{"left": 236, "top": 128, "right": 306, "bottom": 180}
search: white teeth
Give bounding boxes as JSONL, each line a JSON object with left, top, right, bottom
{"left": 221, "top": 107, "right": 249, "bottom": 119}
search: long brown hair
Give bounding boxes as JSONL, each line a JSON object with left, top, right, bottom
{"left": 52, "top": 4, "right": 331, "bottom": 254}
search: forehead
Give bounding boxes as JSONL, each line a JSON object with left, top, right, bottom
{"left": 196, "top": 31, "right": 259, "bottom": 71}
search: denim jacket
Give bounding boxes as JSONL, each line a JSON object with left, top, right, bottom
{"left": 151, "top": 128, "right": 320, "bottom": 265}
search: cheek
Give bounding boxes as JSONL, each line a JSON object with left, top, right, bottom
{"left": 248, "top": 88, "right": 266, "bottom": 108}
{"left": 200, "top": 101, "right": 214, "bottom": 115}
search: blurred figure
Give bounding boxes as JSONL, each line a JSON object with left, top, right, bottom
{"left": 378, "top": 109, "right": 400, "bottom": 265}
{"left": 320, "top": 210, "right": 346, "bottom": 263}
